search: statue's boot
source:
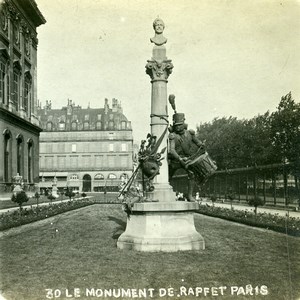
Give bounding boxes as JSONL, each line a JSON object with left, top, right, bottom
{"left": 187, "top": 179, "right": 196, "bottom": 202}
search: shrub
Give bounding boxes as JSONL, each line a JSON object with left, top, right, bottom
{"left": 47, "top": 194, "right": 56, "bottom": 204}
{"left": 197, "top": 205, "right": 300, "bottom": 237}
{"left": 0, "top": 199, "right": 96, "bottom": 231}
{"left": 248, "top": 196, "right": 265, "bottom": 215}
{"left": 81, "top": 193, "right": 87, "bottom": 198}
{"left": 11, "top": 191, "right": 29, "bottom": 212}
{"left": 65, "top": 190, "right": 75, "bottom": 201}
{"left": 34, "top": 192, "right": 40, "bottom": 206}
{"left": 210, "top": 195, "right": 218, "bottom": 206}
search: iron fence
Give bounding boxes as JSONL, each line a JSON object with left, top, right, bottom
{"left": 171, "top": 162, "right": 300, "bottom": 207}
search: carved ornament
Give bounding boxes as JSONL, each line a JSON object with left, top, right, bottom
{"left": 145, "top": 59, "right": 174, "bottom": 81}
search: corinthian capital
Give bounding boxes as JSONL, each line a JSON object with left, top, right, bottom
{"left": 145, "top": 59, "right": 173, "bottom": 81}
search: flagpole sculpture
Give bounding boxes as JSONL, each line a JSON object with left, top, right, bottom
{"left": 117, "top": 18, "right": 205, "bottom": 252}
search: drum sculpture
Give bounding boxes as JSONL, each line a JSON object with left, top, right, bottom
{"left": 168, "top": 95, "right": 217, "bottom": 201}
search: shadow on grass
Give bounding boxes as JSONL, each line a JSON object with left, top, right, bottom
{"left": 107, "top": 215, "right": 126, "bottom": 239}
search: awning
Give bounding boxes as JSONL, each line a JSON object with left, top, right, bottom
{"left": 105, "top": 180, "right": 121, "bottom": 186}
{"left": 40, "top": 172, "right": 69, "bottom": 177}
{"left": 94, "top": 181, "right": 106, "bottom": 187}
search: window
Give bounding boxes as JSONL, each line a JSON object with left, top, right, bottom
{"left": 96, "top": 121, "right": 102, "bottom": 130}
{"left": 17, "top": 135, "right": 23, "bottom": 176}
{"left": 72, "top": 144, "right": 77, "bottom": 153}
{"left": 24, "top": 73, "right": 31, "bottom": 115}
{"left": 95, "top": 155, "right": 103, "bottom": 167}
{"left": 59, "top": 122, "right": 65, "bottom": 130}
{"left": 46, "top": 122, "right": 52, "bottom": 131}
{"left": 27, "top": 140, "right": 33, "bottom": 183}
{"left": 97, "top": 114, "right": 102, "bottom": 120}
{"left": 0, "top": 59, "right": 5, "bottom": 104}
{"left": 3, "top": 130, "right": 12, "bottom": 182}
{"left": 94, "top": 173, "right": 104, "bottom": 180}
{"left": 13, "top": 67, "right": 20, "bottom": 109}
{"left": 109, "top": 133, "right": 114, "bottom": 140}
{"left": 108, "top": 173, "right": 117, "bottom": 179}
{"left": 120, "top": 155, "right": 128, "bottom": 167}
{"left": 107, "top": 155, "right": 115, "bottom": 167}
{"left": 71, "top": 121, "right": 77, "bottom": 130}
{"left": 82, "top": 155, "right": 91, "bottom": 166}
{"left": 84, "top": 114, "right": 89, "bottom": 121}
{"left": 45, "top": 156, "right": 54, "bottom": 168}
{"left": 70, "top": 174, "right": 79, "bottom": 180}
{"left": 109, "top": 144, "right": 114, "bottom": 152}
{"left": 0, "top": 50, "right": 9, "bottom": 105}
{"left": 84, "top": 121, "right": 89, "bottom": 130}
{"left": 57, "top": 156, "right": 65, "bottom": 168}
{"left": 108, "top": 121, "right": 114, "bottom": 130}
{"left": 121, "top": 121, "right": 126, "bottom": 130}
{"left": 121, "top": 143, "right": 127, "bottom": 151}
{"left": 70, "top": 155, "right": 78, "bottom": 168}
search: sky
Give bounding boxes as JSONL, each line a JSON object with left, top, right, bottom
{"left": 35, "top": 0, "right": 300, "bottom": 142}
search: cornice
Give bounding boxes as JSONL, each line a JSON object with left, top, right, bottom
{"left": 0, "top": 106, "right": 43, "bottom": 134}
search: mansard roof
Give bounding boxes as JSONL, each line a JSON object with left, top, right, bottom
{"left": 37, "top": 99, "right": 131, "bottom": 131}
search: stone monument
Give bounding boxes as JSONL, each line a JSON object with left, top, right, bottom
{"left": 51, "top": 176, "right": 59, "bottom": 198}
{"left": 12, "top": 173, "right": 23, "bottom": 195}
{"left": 117, "top": 18, "right": 205, "bottom": 252}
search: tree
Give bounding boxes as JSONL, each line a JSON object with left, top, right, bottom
{"left": 34, "top": 192, "right": 40, "bottom": 207}
{"left": 270, "top": 92, "right": 300, "bottom": 165}
{"left": 47, "top": 193, "right": 56, "bottom": 205}
{"left": 11, "top": 191, "right": 29, "bottom": 212}
{"left": 248, "top": 196, "right": 265, "bottom": 215}
{"left": 65, "top": 189, "right": 75, "bottom": 201}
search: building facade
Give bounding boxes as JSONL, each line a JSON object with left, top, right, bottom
{"left": 0, "top": 0, "right": 45, "bottom": 195}
{"left": 37, "top": 99, "right": 134, "bottom": 193}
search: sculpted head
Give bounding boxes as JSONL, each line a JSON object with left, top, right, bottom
{"left": 153, "top": 18, "right": 165, "bottom": 34}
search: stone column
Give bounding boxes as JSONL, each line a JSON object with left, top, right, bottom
{"left": 145, "top": 45, "right": 175, "bottom": 202}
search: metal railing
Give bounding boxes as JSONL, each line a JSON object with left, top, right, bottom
{"left": 171, "top": 162, "right": 300, "bottom": 207}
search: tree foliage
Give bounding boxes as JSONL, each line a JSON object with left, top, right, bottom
{"left": 11, "top": 191, "right": 29, "bottom": 211}
{"left": 197, "top": 92, "right": 300, "bottom": 171}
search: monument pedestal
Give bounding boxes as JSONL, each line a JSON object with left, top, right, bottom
{"left": 117, "top": 202, "right": 205, "bottom": 252}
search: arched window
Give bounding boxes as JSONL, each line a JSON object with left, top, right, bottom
{"left": 71, "top": 121, "right": 77, "bottom": 131}
{"left": 107, "top": 173, "right": 117, "bottom": 180}
{"left": 27, "top": 139, "right": 33, "bottom": 183}
{"left": 46, "top": 121, "right": 53, "bottom": 131}
{"left": 121, "top": 121, "right": 126, "bottom": 130}
{"left": 83, "top": 121, "right": 89, "bottom": 130}
{"left": 3, "top": 129, "right": 12, "bottom": 182}
{"left": 94, "top": 173, "right": 104, "bottom": 180}
{"left": 59, "top": 121, "right": 65, "bottom": 130}
{"left": 16, "top": 134, "right": 24, "bottom": 177}
{"left": 108, "top": 121, "right": 114, "bottom": 130}
{"left": 96, "top": 121, "right": 102, "bottom": 130}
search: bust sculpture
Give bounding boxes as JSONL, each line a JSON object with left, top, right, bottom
{"left": 150, "top": 18, "right": 167, "bottom": 46}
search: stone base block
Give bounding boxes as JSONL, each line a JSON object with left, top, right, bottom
{"left": 117, "top": 202, "right": 205, "bottom": 252}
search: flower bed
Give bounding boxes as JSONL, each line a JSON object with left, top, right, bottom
{"left": 0, "top": 199, "right": 97, "bottom": 231}
{"left": 197, "top": 205, "right": 300, "bottom": 237}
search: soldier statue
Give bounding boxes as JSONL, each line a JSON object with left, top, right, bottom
{"left": 168, "top": 95, "right": 206, "bottom": 201}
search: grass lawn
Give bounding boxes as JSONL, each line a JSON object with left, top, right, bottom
{"left": 0, "top": 204, "right": 299, "bottom": 300}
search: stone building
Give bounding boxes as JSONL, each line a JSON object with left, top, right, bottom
{"left": 37, "top": 98, "right": 134, "bottom": 193}
{"left": 0, "top": 0, "right": 46, "bottom": 196}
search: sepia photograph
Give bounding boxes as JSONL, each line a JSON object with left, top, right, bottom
{"left": 0, "top": 0, "right": 300, "bottom": 299}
